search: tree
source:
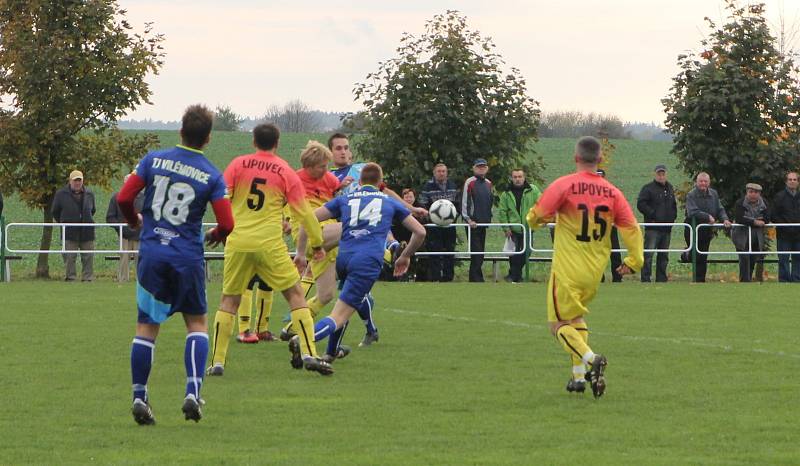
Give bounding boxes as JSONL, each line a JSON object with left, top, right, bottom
{"left": 662, "top": 1, "right": 800, "bottom": 210}
{"left": 0, "top": 0, "right": 164, "bottom": 277}
{"left": 262, "top": 99, "right": 321, "bottom": 133}
{"left": 213, "top": 105, "right": 244, "bottom": 131}
{"left": 353, "top": 10, "right": 542, "bottom": 191}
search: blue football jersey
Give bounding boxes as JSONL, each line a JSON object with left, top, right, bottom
{"left": 324, "top": 185, "right": 410, "bottom": 259}
{"left": 133, "top": 145, "right": 227, "bottom": 261}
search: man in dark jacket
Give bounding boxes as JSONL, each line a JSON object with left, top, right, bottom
{"left": 418, "top": 163, "right": 461, "bottom": 282}
{"left": 107, "top": 174, "right": 144, "bottom": 282}
{"left": 52, "top": 170, "right": 96, "bottom": 281}
{"left": 771, "top": 171, "right": 800, "bottom": 282}
{"left": 462, "top": 158, "right": 494, "bottom": 282}
{"left": 636, "top": 164, "right": 678, "bottom": 282}
{"left": 732, "top": 183, "right": 769, "bottom": 282}
{"left": 684, "top": 172, "right": 731, "bottom": 282}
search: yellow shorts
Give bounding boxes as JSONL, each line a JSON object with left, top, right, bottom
{"left": 310, "top": 246, "right": 338, "bottom": 280}
{"left": 223, "top": 245, "right": 298, "bottom": 295}
{"left": 546, "top": 271, "right": 598, "bottom": 322}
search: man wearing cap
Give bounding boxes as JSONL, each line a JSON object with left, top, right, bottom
{"left": 771, "top": 172, "right": 800, "bottom": 282}
{"left": 732, "top": 183, "right": 769, "bottom": 282}
{"left": 52, "top": 170, "right": 97, "bottom": 281}
{"left": 462, "top": 158, "right": 494, "bottom": 282}
{"left": 636, "top": 164, "right": 678, "bottom": 282}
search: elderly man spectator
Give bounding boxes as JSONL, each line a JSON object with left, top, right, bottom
{"left": 107, "top": 174, "right": 144, "bottom": 282}
{"left": 637, "top": 164, "right": 678, "bottom": 282}
{"left": 732, "top": 183, "right": 769, "bottom": 282}
{"left": 418, "top": 163, "right": 461, "bottom": 282}
{"left": 498, "top": 169, "right": 541, "bottom": 283}
{"left": 52, "top": 170, "right": 96, "bottom": 281}
{"left": 462, "top": 158, "right": 494, "bottom": 282}
{"left": 771, "top": 171, "right": 800, "bottom": 282}
{"left": 684, "top": 172, "right": 731, "bottom": 282}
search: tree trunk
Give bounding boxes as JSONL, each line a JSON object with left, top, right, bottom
{"left": 35, "top": 195, "right": 55, "bottom": 278}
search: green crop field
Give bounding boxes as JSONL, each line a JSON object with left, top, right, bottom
{"left": 0, "top": 281, "right": 795, "bottom": 464}
{"left": 3, "top": 132, "right": 755, "bottom": 282}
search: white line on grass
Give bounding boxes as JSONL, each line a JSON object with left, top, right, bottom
{"left": 384, "top": 307, "right": 800, "bottom": 360}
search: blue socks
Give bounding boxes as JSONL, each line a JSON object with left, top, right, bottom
{"left": 314, "top": 316, "right": 337, "bottom": 343}
{"left": 327, "top": 320, "right": 349, "bottom": 356}
{"left": 356, "top": 294, "right": 378, "bottom": 334}
{"left": 184, "top": 332, "right": 208, "bottom": 400}
{"left": 131, "top": 336, "right": 155, "bottom": 402}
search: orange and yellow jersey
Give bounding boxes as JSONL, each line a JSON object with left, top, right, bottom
{"left": 527, "top": 171, "right": 643, "bottom": 286}
{"left": 223, "top": 150, "right": 322, "bottom": 252}
{"left": 298, "top": 169, "right": 340, "bottom": 209}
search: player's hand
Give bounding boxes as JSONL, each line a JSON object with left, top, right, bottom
{"left": 341, "top": 176, "right": 354, "bottom": 187}
{"left": 311, "top": 246, "right": 325, "bottom": 262}
{"left": 615, "top": 264, "right": 633, "bottom": 276}
{"left": 204, "top": 228, "right": 224, "bottom": 248}
{"left": 723, "top": 219, "right": 732, "bottom": 228}
{"left": 282, "top": 219, "right": 292, "bottom": 235}
{"left": 394, "top": 255, "right": 410, "bottom": 276}
{"left": 293, "top": 253, "right": 308, "bottom": 273}
{"left": 412, "top": 206, "right": 428, "bottom": 218}
{"left": 468, "top": 220, "right": 477, "bottom": 229}
{"left": 128, "top": 213, "right": 143, "bottom": 230}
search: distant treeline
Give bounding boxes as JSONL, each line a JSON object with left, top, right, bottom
{"left": 539, "top": 111, "right": 672, "bottom": 141}
{"left": 119, "top": 109, "right": 671, "bottom": 141}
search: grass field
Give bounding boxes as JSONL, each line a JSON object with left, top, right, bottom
{"left": 0, "top": 280, "right": 796, "bottom": 464}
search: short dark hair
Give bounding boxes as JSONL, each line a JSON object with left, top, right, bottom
{"left": 253, "top": 123, "right": 280, "bottom": 150}
{"left": 327, "top": 132, "right": 348, "bottom": 150}
{"left": 575, "top": 136, "right": 602, "bottom": 163}
{"left": 401, "top": 188, "right": 416, "bottom": 196}
{"left": 360, "top": 162, "right": 383, "bottom": 186}
{"left": 181, "top": 104, "right": 214, "bottom": 148}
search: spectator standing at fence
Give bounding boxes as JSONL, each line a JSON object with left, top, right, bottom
{"left": 596, "top": 169, "right": 623, "bottom": 282}
{"left": 732, "top": 183, "right": 769, "bottom": 282}
{"left": 771, "top": 172, "right": 800, "bottom": 282}
{"left": 52, "top": 170, "right": 96, "bottom": 281}
{"left": 684, "top": 172, "right": 731, "bottom": 282}
{"left": 497, "top": 168, "right": 541, "bottom": 283}
{"left": 418, "top": 163, "right": 460, "bottom": 282}
{"left": 107, "top": 174, "right": 145, "bottom": 282}
{"left": 636, "top": 164, "right": 677, "bottom": 282}
{"left": 462, "top": 159, "right": 494, "bottom": 282}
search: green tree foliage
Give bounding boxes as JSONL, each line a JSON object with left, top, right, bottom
{"left": 0, "top": 0, "right": 164, "bottom": 277}
{"left": 352, "top": 10, "right": 542, "bottom": 191}
{"left": 213, "top": 105, "right": 243, "bottom": 131}
{"left": 662, "top": 1, "right": 800, "bottom": 209}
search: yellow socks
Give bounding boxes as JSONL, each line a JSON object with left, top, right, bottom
{"left": 570, "top": 324, "right": 589, "bottom": 380}
{"left": 290, "top": 307, "right": 318, "bottom": 357}
{"left": 211, "top": 310, "right": 236, "bottom": 366}
{"left": 307, "top": 296, "right": 323, "bottom": 319}
{"left": 255, "top": 288, "right": 274, "bottom": 334}
{"left": 300, "top": 276, "right": 315, "bottom": 299}
{"left": 237, "top": 289, "right": 253, "bottom": 334}
{"left": 556, "top": 324, "right": 594, "bottom": 365}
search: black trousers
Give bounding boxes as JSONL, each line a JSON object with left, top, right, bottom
{"left": 426, "top": 226, "right": 456, "bottom": 282}
{"left": 602, "top": 227, "right": 622, "bottom": 283}
{"left": 508, "top": 232, "right": 526, "bottom": 282}
{"left": 688, "top": 228, "right": 714, "bottom": 282}
{"left": 468, "top": 226, "right": 487, "bottom": 282}
{"left": 737, "top": 236, "right": 762, "bottom": 282}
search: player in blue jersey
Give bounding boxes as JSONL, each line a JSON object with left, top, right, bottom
{"left": 309, "top": 163, "right": 426, "bottom": 363}
{"left": 117, "top": 105, "right": 234, "bottom": 425}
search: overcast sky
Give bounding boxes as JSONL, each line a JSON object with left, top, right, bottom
{"left": 120, "top": 0, "right": 800, "bottom": 124}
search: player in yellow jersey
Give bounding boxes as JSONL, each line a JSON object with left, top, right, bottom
{"left": 527, "top": 136, "right": 643, "bottom": 398}
{"left": 207, "top": 123, "right": 332, "bottom": 376}
{"left": 234, "top": 275, "right": 275, "bottom": 343}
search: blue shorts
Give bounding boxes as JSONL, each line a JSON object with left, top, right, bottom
{"left": 136, "top": 255, "right": 207, "bottom": 324}
{"left": 336, "top": 254, "right": 382, "bottom": 309}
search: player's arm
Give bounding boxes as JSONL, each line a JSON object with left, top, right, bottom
{"left": 205, "top": 174, "right": 234, "bottom": 248}
{"left": 383, "top": 186, "right": 427, "bottom": 217}
{"left": 614, "top": 194, "right": 644, "bottom": 274}
{"left": 394, "top": 214, "right": 427, "bottom": 276}
{"left": 526, "top": 182, "right": 563, "bottom": 229}
{"left": 117, "top": 173, "right": 147, "bottom": 228}
{"left": 294, "top": 205, "right": 334, "bottom": 266}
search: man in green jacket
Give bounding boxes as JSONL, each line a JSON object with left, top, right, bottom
{"left": 497, "top": 169, "right": 541, "bottom": 282}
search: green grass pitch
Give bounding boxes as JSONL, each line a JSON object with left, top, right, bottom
{"left": 0, "top": 280, "right": 795, "bottom": 464}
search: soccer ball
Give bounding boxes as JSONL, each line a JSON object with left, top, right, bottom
{"left": 429, "top": 199, "right": 457, "bottom": 226}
